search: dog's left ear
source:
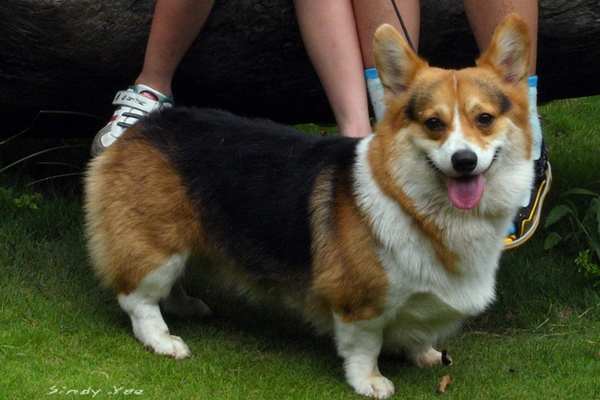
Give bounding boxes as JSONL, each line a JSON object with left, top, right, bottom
{"left": 374, "top": 24, "right": 426, "bottom": 96}
{"left": 477, "top": 13, "right": 531, "bottom": 84}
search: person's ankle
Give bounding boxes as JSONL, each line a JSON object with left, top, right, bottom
{"left": 133, "top": 77, "right": 173, "bottom": 98}
{"left": 338, "top": 123, "right": 372, "bottom": 138}
{"left": 139, "top": 91, "right": 159, "bottom": 101}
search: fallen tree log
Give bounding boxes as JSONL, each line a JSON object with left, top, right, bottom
{"left": 1, "top": 0, "right": 599, "bottom": 124}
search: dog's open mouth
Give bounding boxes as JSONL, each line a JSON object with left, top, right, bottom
{"left": 446, "top": 175, "right": 485, "bottom": 209}
{"left": 426, "top": 149, "right": 500, "bottom": 210}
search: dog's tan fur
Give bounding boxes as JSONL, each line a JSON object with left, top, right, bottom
{"left": 309, "top": 168, "right": 389, "bottom": 324}
{"left": 85, "top": 127, "right": 203, "bottom": 293}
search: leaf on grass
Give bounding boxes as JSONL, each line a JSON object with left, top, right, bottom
{"left": 558, "top": 307, "right": 574, "bottom": 321}
{"left": 544, "top": 232, "right": 563, "bottom": 250}
{"left": 436, "top": 374, "right": 453, "bottom": 394}
{"left": 544, "top": 205, "right": 572, "bottom": 228}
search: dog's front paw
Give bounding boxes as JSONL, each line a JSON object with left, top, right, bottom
{"left": 351, "top": 375, "right": 395, "bottom": 399}
{"left": 145, "top": 333, "right": 191, "bottom": 359}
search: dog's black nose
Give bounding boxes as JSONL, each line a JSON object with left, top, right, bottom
{"left": 451, "top": 150, "right": 478, "bottom": 174}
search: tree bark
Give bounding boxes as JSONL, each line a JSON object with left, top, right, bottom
{"left": 1, "top": 0, "right": 599, "bottom": 124}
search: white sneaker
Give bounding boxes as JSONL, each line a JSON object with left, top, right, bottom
{"left": 91, "top": 84, "right": 174, "bottom": 156}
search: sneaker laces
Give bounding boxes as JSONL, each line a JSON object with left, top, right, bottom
{"left": 100, "top": 85, "right": 174, "bottom": 147}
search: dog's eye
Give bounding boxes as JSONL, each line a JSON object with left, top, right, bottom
{"left": 424, "top": 117, "right": 445, "bottom": 132}
{"left": 476, "top": 113, "right": 495, "bottom": 127}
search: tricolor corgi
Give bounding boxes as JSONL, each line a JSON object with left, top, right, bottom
{"left": 85, "top": 14, "right": 533, "bottom": 399}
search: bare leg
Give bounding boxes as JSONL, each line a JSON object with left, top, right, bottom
{"left": 135, "top": 0, "right": 215, "bottom": 96}
{"left": 353, "top": 0, "right": 421, "bottom": 68}
{"left": 464, "top": 0, "right": 538, "bottom": 73}
{"left": 351, "top": 0, "right": 420, "bottom": 121}
{"left": 294, "top": 0, "right": 371, "bottom": 138}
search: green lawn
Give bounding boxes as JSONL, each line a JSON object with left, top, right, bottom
{"left": 1, "top": 97, "right": 600, "bottom": 399}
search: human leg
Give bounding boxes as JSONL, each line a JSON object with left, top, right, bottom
{"left": 464, "top": 0, "right": 537, "bottom": 73}
{"left": 92, "top": 0, "right": 214, "bottom": 155}
{"left": 353, "top": 0, "right": 421, "bottom": 121}
{"left": 294, "top": 0, "right": 372, "bottom": 138}
{"left": 135, "top": 0, "right": 215, "bottom": 97}
{"left": 353, "top": 0, "right": 421, "bottom": 68}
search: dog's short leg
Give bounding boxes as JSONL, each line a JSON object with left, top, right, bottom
{"left": 118, "top": 252, "right": 191, "bottom": 359}
{"left": 160, "top": 280, "right": 212, "bottom": 319}
{"left": 334, "top": 315, "right": 394, "bottom": 399}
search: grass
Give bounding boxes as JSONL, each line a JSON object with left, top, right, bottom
{"left": 1, "top": 97, "right": 600, "bottom": 399}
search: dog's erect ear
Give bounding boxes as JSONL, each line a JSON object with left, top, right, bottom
{"left": 373, "top": 24, "right": 426, "bottom": 96}
{"left": 477, "top": 14, "right": 531, "bottom": 84}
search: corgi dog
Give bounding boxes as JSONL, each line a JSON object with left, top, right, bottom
{"left": 85, "top": 15, "right": 533, "bottom": 399}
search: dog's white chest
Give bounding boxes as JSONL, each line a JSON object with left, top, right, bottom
{"left": 381, "top": 242, "right": 499, "bottom": 318}
{"left": 380, "top": 251, "right": 498, "bottom": 348}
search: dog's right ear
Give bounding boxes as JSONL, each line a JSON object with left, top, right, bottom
{"left": 373, "top": 24, "right": 426, "bottom": 97}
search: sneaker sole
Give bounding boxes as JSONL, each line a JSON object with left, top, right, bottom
{"left": 504, "top": 163, "right": 553, "bottom": 250}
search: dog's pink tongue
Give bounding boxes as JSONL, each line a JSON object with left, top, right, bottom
{"left": 447, "top": 175, "right": 485, "bottom": 210}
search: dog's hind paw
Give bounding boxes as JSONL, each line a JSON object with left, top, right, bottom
{"left": 161, "top": 283, "right": 212, "bottom": 320}
{"left": 413, "top": 347, "right": 443, "bottom": 368}
{"left": 162, "top": 296, "right": 212, "bottom": 319}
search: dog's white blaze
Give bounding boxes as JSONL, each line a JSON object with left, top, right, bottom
{"left": 425, "top": 106, "right": 498, "bottom": 177}
{"left": 118, "top": 252, "right": 192, "bottom": 359}
{"left": 437, "top": 106, "right": 468, "bottom": 174}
